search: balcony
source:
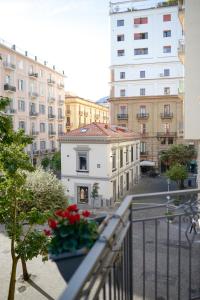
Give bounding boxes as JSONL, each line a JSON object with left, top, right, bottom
{"left": 57, "top": 82, "right": 64, "bottom": 89}
{"left": 58, "top": 131, "right": 65, "bottom": 136}
{"left": 60, "top": 188, "right": 200, "bottom": 300}
{"left": 29, "top": 91, "right": 39, "bottom": 99}
{"left": 28, "top": 72, "right": 38, "bottom": 79}
{"left": 178, "top": 39, "right": 185, "bottom": 64}
{"left": 33, "top": 150, "right": 40, "bottom": 156}
{"left": 47, "top": 79, "right": 55, "bottom": 85}
{"left": 5, "top": 108, "right": 16, "bottom": 114}
{"left": 117, "top": 113, "right": 128, "bottom": 120}
{"left": 29, "top": 111, "right": 38, "bottom": 117}
{"left": 79, "top": 111, "right": 83, "bottom": 116}
{"left": 58, "top": 115, "right": 64, "bottom": 120}
{"left": 160, "top": 112, "right": 173, "bottom": 119}
{"left": 58, "top": 99, "right": 65, "bottom": 105}
{"left": 178, "top": 0, "right": 185, "bottom": 28}
{"left": 137, "top": 113, "right": 149, "bottom": 120}
{"left": 3, "top": 61, "right": 16, "bottom": 70}
{"left": 48, "top": 131, "right": 56, "bottom": 136}
{"left": 157, "top": 131, "right": 177, "bottom": 137}
{"left": 48, "top": 96, "right": 56, "bottom": 103}
{"left": 66, "top": 109, "right": 71, "bottom": 114}
{"left": 4, "top": 84, "right": 16, "bottom": 92}
{"left": 48, "top": 114, "right": 56, "bottom": 119}
{"left": 30, "top": 131, "right": 39, "bottom": 136}
{"left": 84, "top": 112, "right": 88, "bottom": 117}
{"left": 140, "top": 151, "right": 149, "bottom": 156}
{"left": 66, "top": 122, "right": 72, "bottom": 127}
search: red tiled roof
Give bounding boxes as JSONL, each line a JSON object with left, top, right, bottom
{"left": 60, "top": 123, "right": 138, "bottom": 139}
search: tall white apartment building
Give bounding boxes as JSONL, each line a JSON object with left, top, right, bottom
{"left": 110, "top": 0, "right": 183, "bottom": 98}
{"left": 109, "top": 0, "right": 185, "bottom": 168}
{"left": 0, "top": 39, "right": 65, "bottom": 165}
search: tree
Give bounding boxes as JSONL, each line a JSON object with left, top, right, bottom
{"left": 0, "top": 97, "right": 50, "bottom": 300}
{"left": 91, "top": 183, "right": 99, "bottom": 208}
{"left": 41, "top": 151, "right": 61, "bottom": 176}
{"left": 166, "top": 164, "right": 188, "bottom": 189}
{"left": 161, "top": 144, "right": 197, "bottom": 167}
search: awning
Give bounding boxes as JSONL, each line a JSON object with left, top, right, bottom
{"left": 140, "top": 160, "right": 155, "bottom": 167}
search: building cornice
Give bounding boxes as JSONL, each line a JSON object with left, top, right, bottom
{"left": 59, "top": 135, "right": 140, "bottom": 144}
{"left": 109, "top": 76, "right": 183, "bottom": 84}
{"left": 65, "top": 96, "right": 109, "bottom": 112}
{"left": 109, "top": 95, "right": 182, "bottom": 102}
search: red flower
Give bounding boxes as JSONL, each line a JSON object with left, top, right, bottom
{"left": 63, "top": 210, "right": 70, "bottom": 218}
{"left": 82, "top": 210, "right": 91, "bottom": 218}
{"left": 67, "top": 204, "right": 78, "bottom": 212}
{"left": 68, "top": 213, "right": 80, "bottom": 224}
{"left": 48, "top": 219, "right": 58, "bottom": 229}
{"left": 55, "top": 210, "right": 65, "bottom": 217}
{"left": 44, "top": 229, "right": 51, "bottom": 236}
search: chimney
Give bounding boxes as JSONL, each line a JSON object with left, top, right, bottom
{"left": 35, "top": 56, "right": 37, "bottom": 61}
{"left": 105, "top": 124, "right": 108, "bottom": 129}
{"left": 63, "top": 70, "right": 65, "bottom": 75}
{"left": 44, "top": 61, "right": 47, "bottom": 66}
{"left": 53, "top": 65, "right": 55, "bottom": 70}
{"left": 25, "top": 51, "right": 28, "bottom": 56}
{"left": 12, "top": 44, "right": 16, "bottom": 50}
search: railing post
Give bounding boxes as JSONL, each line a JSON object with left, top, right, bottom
{"left": 129, "top": 201, "right": 134, "bottom": 300}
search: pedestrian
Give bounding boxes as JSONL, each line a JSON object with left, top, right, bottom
{"left": 190, "top": 217, "right": 197, "bottom": 234}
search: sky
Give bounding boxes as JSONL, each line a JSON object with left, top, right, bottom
{"left": 0, "top": 0, "right": 111, "bottom": 101}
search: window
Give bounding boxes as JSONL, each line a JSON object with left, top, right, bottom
{"left": 18, "top": 79, "right": 24, "bottom": 91}
{"left": 39, "top": 104, "right": 45, "bottom": 114}
{"left": 40, "top": 84, "right": 45, "bottom": 96}
{"left": 18, "top": 100, "right": 25, "bottom": 112}
{"left": 164, "top": 104, "right": 170, "bottom": 115}
{"left": 164, "top": 69, "right": 170, "bottom": 76}
{"left": 40, "top": 141, "right": 46, "bottom": 150}
{"left": 77, "top": 186, "right": 88, "bottom": 204}
{"left": 140, "top": 142, "right": 146, "bottom": 154}
{"left": 19, "top": 121, "right": 25, "bottom": 130}
{"left": 120, "top": 89, "right": 126, "bottom": 97}
{"left": 77, "top": 152, "right": 88, "bottom": 172}
{"left": 117, "top": 49, "right": 125, "bottom": 56}
{"left": 134, "top": 48, "right": 148, "bottom": 55}
{"left": 134, "top": 17, "right": 148, "bottom": 24}
{"left": 163, "top": 30, "right": 171, "bottom": 37}
{"left": 120, "top": 148, "right": 123, "bottom": 168}
{"left": 18, "top": 60, "right": 24, "bottom": 70}
{"left": 117, "top": 34, "right": 124, "bottom": 41}
{"left": 140, "top": 88, "right": 146, "bottom": 96}
{"left": 134, "top": 32, "right": 148, "bottom": 40}
{"left": 140, "top": 105, "right": 146, "bottom": 115}
{"left": 120, "top": 72, "right": 125, "bottom": 79}
{"left": 164, "top": 123, "right": 170, "bottom": 133}
{"left": 119, "top": 105, "right": 127, "bottom": 114}
{"left": 163, "top": 46, "right": 171, "bottom": 53}
{"left": 5, "top": 75, "right": 11, "bottom": 84}
{"left": 40, "top": 123, "right": 45, "bottom": 133}
{"left": 48, "top": 106, "right": 53, "bottom": 115}
{"left": 58, "top": 108, "right": 62, "bottom": 118}
{"left": 117, "top": 19, "right": 124, "bottom": 26}
{"left": 164, "top": 87, "right": 170, "bottom": 95}
{"left": 39, "top": 70, "right": 44, "bottom": 78}
{"left": 168, "top": 137, "right": 174, "bottom": 144}
{"left": 30, "top": 103, "right": 36, "bottom": 113}
{"left": 140, "top": 70, "right": 145, "bottom": 78}
{"left": 136, "top": 144, "right": 139, "bottom": 160}
{"left": 112, "top": 149, "right": 116, "bottom": 171}
{"left": 161, "top": 137, "right": 166, "bottom": 145}
{"left": 163, "top": 14, "right": 171, "bottom": 22}
{"left": 131, "top": 146, "right": 134, "bottom": 162}
{"left": 58, "top": 124, "right": 63, "bottom": 133}
{"left": 140, "top": 123, "right": 146, "bottom": 134}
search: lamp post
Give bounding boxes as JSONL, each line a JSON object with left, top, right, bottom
{"left": 166, "top": 179, "right": 170, "bottom": 213}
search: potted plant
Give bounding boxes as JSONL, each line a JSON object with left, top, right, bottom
{"left": 44, "top": 204, "right": 98, "bottom": 282}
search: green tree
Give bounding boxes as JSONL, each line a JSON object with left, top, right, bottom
{"left": 0, "top": 97, "right": 50, "bottom": 300}
{"left": 91, "top": 183, "right": 99, "bottom": 208}
{"left": 166, "top": 163, "right": 188, "bottom": 189}
{"left": 161, "top": 144, "right": 196, "bottom": 167}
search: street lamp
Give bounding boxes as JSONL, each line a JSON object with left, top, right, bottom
{"left": 166, "top": 195, "right": 170, "bottom": 214}
{"left": 167, "top": 178, "right": 170, "bottom": 192}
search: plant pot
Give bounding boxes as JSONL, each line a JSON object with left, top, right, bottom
{"left": 50, "top": 248, "right": 87, "bottom": 282}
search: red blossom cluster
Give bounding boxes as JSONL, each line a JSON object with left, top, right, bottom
{"left": 44, "top": 205, "right": 91, "bottom": 235}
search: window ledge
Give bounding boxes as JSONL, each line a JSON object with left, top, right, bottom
{"left": 76, "top": 170, "right": 89, "bottom": 173}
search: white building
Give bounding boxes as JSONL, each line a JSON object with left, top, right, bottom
{"left": 60, "top": 123, "right": 140, "bottom": 206}
{"left": 110, "top": 0, "right": 184, "bottom": 98}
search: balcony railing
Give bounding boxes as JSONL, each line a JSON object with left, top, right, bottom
{"left": 58, "top": 131, "right": 65, "bottom": 136}
{"left": 48, "top": 114, "right": 56, "bottom": 119}
{"left": 117, "top": 113, "right": 128, "bottom": 120}
{"left": 79, "top": 111, "right": 84, "bottom": 116}
{"left": 137, "top": 113, "right": 149, "bottom": 120}
{"left": 4, "top": 84, "right": 16, "bottom": 92}
{"left": 60, "top": 188, "right": 200, "bottom": 300}
{"left": 30, "top": 131, "right": 39, "bottom": 136}
{"left": 29, "top": 91, "right": 39, "bottom": 98}
{"left": 58, "top": 115, "right": 64, "bottom": 120}
{"left": 48, "top": 131, "right": 56, "bottom": 136}
{"left": 160, "top": 112, "right": 173, "bottom": 119}
{"left": 48, "top": 96, "right": 56, "bottom": 102}
{"left": 29, "top": 111, "right": 38, "bottom": 117}
{"left": 3, "top": 61, "right": 16, "bottom": 70}
{"left": 140, "top": 151, "right": 149, "bottom": 156}
{"left": 58, "top": 99, "right": 65, "bottom": 105}
{"left": 57, "top": 83, "right": 64, "bottom": 89}
{"left": 5, "top": 108, "right": 16, "bottom": 114}
{"left": 28, "top": 72, "right": 38, "bottom": 78}
{"left": 47, "top": 79, "right": 55, "bottom": 85}
{"left": 157, "top": 131, "right": 177, "bottom": 137}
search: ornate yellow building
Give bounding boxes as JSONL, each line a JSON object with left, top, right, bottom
{"left": 65, "top": 94, "right": 109, "bottom": 131}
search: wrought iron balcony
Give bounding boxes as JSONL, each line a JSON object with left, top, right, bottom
{"left": 30, "top": 131, "right": 39, "bottom": 136}
{"left": 48, "top": 131, "right": 56, "bottom": 136}
{"left": 3, "top": 61, "right": 16, "bottom": 70}
{"left": 29, "top": 111, "right": 38, "bottom": 117}
{"left": 57, "top": 83, "right": 64, "bottom": 89}
{"left": 29, "top": 91, "right": 39, "bottom": 98}
{"left": 140, "top": 151, "right": 149, "bottom": 156}
{"left": 58, "top": 115, "right": 64, "bottom": 120}
{"left": 33, "top": 150, "right": 40, "bottom": 155}
{"left": 48, "top": 96, "right": 56, "bottom": 102}
{"left": 5, "top": 108, "right": 16, "bottom": 114}
{"left": 60, "top": 188, "right": 200, "bottom": 300}
{"left": 137, "top": 113, "right": 149, "bottom": 120}
{"left": 28, "top": 72, "right": 38, "bottom": 78}
{"left": 4, "top": 84, "right": 16, "bottom": 92}
{"left": 157, "top": 131, "right": 177, "bottom": 137}
{"left": 48, "top": 114, "right": 56, "bottom": 119}
{"left": 117, "top": 113, "right": 128, "bottom": 120}
{"left": 58, "top": 99, "right": 65, "bottom": 105}
{"left": 160, "top": 112, "right": 173, "bottom": 119}
{"left": 47, "top": 79, "right": 55, "bottom": 85}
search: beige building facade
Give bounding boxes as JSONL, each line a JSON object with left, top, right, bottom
{"left": 0, "top": 40, "right": 65, "bottom": 164}
{"left": 110, "top": 95, "right": 183, "bottom": 169}
{"left": 65, "top": 94, "right": 109, "bottom": 131}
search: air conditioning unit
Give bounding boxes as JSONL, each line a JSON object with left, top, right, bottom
{"left": 159, "top": 73, "right": 164, "bottom": 77}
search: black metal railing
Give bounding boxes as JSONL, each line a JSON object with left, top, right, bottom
{"left": 117, "top": 113, "right": 128, "bottom": 120}
{"left": 160, "top": 112, "right": 173, "bottom": 119}
{"left": 28, "top": 72, "right": 38, "bottom": 78}
{"left": 60, "top": 189, "right": 200, "bottom": 300}
{"left": 4, "top": 84, "right": 16, "bottom": 92}
{"left": 137, "top": 113, "right": 149, "bottom": 119}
